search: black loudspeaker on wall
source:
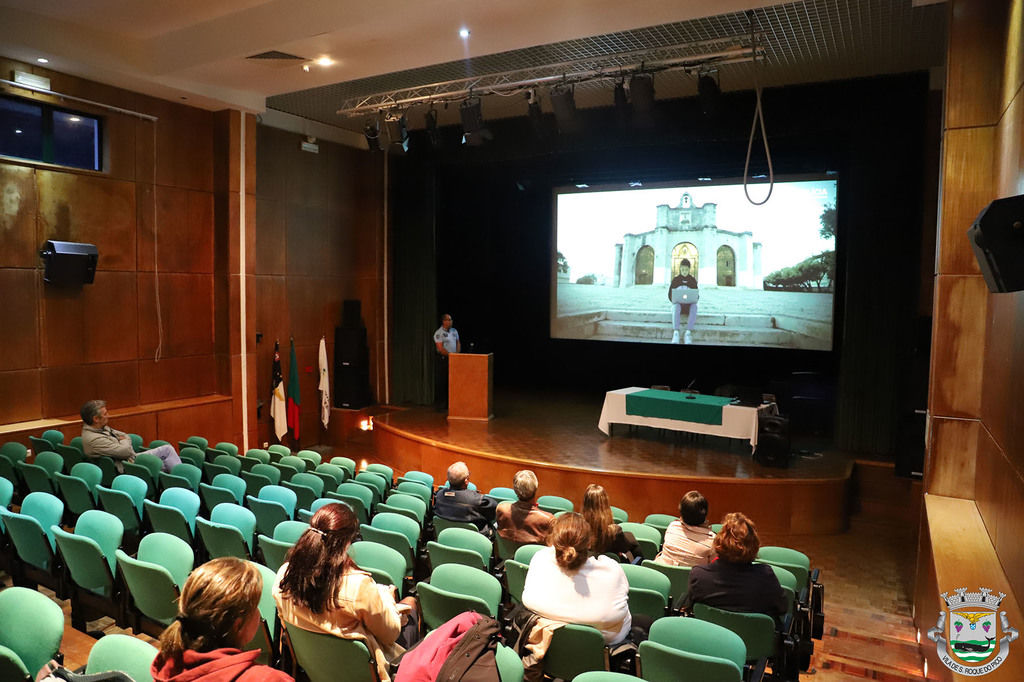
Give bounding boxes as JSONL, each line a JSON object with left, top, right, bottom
{"left": 754, "top": 415, "right": 791, "bottom": 468}
{"left": 39, "top": 240, "right": 98, "bottom": 286}
{"left": 334, "top": 322, "right": 371, "bottom": 409}
{"left": 968, "top": 194, "right": 1024, "bottom": 293}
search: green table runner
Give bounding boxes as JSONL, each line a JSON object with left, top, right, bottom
{"left": 624, "top": 390, "right": 733, "bottom": 425}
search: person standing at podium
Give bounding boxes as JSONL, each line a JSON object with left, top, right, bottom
{"left": 433, "top": 313, "right": 460, "bottom": 409}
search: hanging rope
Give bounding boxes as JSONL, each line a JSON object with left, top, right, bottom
{"left": 743, "top": 11, "right": 774, "bottom": 206}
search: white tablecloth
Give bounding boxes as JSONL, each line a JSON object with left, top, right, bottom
{"left": 598, "top": 387, "right": 768, "bottom": 448}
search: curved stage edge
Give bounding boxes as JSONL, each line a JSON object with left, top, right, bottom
{"left": 373, "top": 398, "right": 851, "bottom": 535}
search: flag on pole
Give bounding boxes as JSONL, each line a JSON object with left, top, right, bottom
{"left": 318, "top": 336, "right": 330, "bottom": 428}
{"left": 287, "top": 338, "right": 301, "bottom": 440}
{"left": 270, "top": 341, "right": 287, "bottom": 441}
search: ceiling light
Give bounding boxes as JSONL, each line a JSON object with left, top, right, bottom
{"left": 386, "top": 114, "right": 409, "bottom": 153}
{"left": 526, "top": 90, "right": 546, "bottom": 139}
{"left": 459, "top": 28, "right": 470, "bottom": 39}
{"left": 315, "top": 57, "right": 334, "bottom": 67}
{"left": 614, "top": 81, "right": 629, "bottom": 127}
{"left": 68, "top": 116, "right": 81, "bottom": 123}
{"left": 364, "top": 119, "right": 382, "bottom": 151}
{"left": 36, "top": 58, "right": 48, "bottom": 64}
{"left": 14, "top": 129, "right": 22, "bottom": 134}
{"left": 302, "top": 64, "right": 310, "bottom": 73}
{"left": 424, "top": 108, "right": 441, "bottom": 149}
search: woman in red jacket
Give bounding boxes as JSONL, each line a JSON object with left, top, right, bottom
{"left": 151, "top": 557, "right": 293, "bottom": 682}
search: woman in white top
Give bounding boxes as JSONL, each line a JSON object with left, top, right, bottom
{"left": 522, "top": 512, "right": 631, "bottom": 644}
{"left": 655, "top": 490, "right": 716, "bottom": 567}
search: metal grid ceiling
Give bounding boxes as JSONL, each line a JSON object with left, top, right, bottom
{"left": 266, "top": 0, "right": 946, "bottom": 128}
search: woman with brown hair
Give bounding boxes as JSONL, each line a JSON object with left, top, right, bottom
{"left": 521, "top": 512, "right": 631, "bottom": 643}
{"left": 273, "top": 503, "right": 417, "bottom": 682}
{"left": 581, "top": 484, "right": 642, "bottom": 561}
{"left": 681, "top": 511, "right": 787, "bottom": 619}
{"left": 151, "top": 557, "right": 293, "bottom": 682}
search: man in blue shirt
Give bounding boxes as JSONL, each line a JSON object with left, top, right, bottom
{"left": 433, "top": 313, "right": 460, "bottom": 409}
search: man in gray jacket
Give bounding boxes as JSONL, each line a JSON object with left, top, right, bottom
{"left": 80, "top": 399, "right": 181, "bottom": 473}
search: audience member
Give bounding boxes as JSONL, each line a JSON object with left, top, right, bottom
{"left": 80, "top": 399, "right": 181, "bottom": 473}
{"left": 151, "top": 557, "right": 293, "bottom": 682}
{"left": 433, "top": 461, "right": 496, "bottom": 536}
{"left": 273, "top": 503, "right": 417, "bottom": 682}
{"left": 521, "top": 512, "right": 631, "bottom": 644}
{"left": 494, "top": 470, "right": 554, "bottom": 544}
{"left": 581, "top": 484, "right": 642, "bottom": 561}
{"left": 681, "top": 511, "right": 787, "bottom": 620}
{"left": 655, "top": 490, "right": 716, "bottom": 567}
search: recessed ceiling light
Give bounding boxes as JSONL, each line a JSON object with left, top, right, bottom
{"left": 302, "top": 64, "right": 311, "bottom": 73}
{"left": 459, "top": 28, "right": 470, "bottom": 39}
{"left": 14, "top": 129, "right": 22, "bottom": 134}
{"left": 315, "top": 56, "right": 334, "bottom": 67}
{"left": 36, "top": 57, "right": 48, "bottom": 64}
{"left": 69, "top": 117, "right": 81, "bottom": 122}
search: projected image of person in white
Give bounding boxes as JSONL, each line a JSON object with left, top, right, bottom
{"left": 552, "top": 178, "right": 838, "bottom": 351}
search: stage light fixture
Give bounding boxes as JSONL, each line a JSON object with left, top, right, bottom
{"left": 629, "top": 73, "right": 655, "bottom": 127}
{"left": 424, "top": 108, "right": 441, "bottom": 148}
{"left": 386, "top": 114, "right": 409, "bottom": 153}
{"left": 698, "top": 72, "right": 721, "bottom": 118}
{"left": 613, "top": 80, "right": 629, "bottom": 127}
{"left": 460, "top": 96, "right": 492, "bottom": 145}
{"left": 363, "top": 118, "right": 382, "bottom": 151}
{"left": 550, "top": 83, "right": 579, "bottom": 134}
{"left": 526, "top": 89, "right": 546, "bottom": 139}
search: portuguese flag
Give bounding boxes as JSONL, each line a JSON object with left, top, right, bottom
{"left": 287, "top": 338, "right": 301, "bottom": 440}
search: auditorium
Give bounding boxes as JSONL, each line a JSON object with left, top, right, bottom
{"left": 0, "top": 1, "right": 1021, "bottom": 681}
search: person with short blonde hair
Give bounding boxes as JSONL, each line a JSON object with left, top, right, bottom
{"left": 682, "top": 512, "right": 787, "bottom": 619}
{"left": 151, "top": 557, "right": 292, "bottom": 681}
{"left": 495, "top": 470, "right": 553, "bottom": 544}
{"left": 521, "top": 513, "right": 631, "bottom": 644}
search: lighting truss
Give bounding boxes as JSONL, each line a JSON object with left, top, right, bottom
{"left": 335, "top": 35, "right": 766, "bottom": 118}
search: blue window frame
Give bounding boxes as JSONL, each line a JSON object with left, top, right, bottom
{"left": 0, "top": 95, "right": 101, "bottom": 171}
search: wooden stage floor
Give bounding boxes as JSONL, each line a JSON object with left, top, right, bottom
{"left": 374, "top": 389, "right": 853, "bottom": 534}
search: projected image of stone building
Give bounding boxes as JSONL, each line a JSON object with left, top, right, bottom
{"left": 614, "top": 193, "right": 763, "bottom": 289}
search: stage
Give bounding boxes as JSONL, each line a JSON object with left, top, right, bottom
{"left": 374, "top": 389, "right": 852, "bottom": 534}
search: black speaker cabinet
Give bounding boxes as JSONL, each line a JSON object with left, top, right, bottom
{"left": 968, "top": 194, "right": 1024, "bottom": 292}
{"left": 335, "top": 328, "right": 367, "bottom": 364}
{"left": 40, "top": 240, "right": 98, "bottom": 286}
{"left": 754, "top": 415, "right": 791, "bottom": 468}
{"left": 335, "top": 364, "right": 371, "bottom": 409}
{"left": 342, "top": 299, "right": 362, "bottom": 328}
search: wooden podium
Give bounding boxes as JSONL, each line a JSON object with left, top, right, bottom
{"left": 448, "top": 353, "right": 494, "bottom": 421}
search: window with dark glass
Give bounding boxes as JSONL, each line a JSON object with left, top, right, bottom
{"left": 0, "top": 95, "right": 101, "bottom": 171}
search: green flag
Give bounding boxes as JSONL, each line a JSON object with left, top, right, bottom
{"left": 286, "top": 338, "right": 301, "bottom": 440}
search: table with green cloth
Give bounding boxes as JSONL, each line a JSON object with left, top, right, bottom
{"left": 598, "top": 387, "right": 770, "bottom": 448}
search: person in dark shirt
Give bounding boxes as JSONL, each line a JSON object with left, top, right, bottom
{"left": 682, "top": 511, "right": 788, "bottom": 622}
{"left": 667, "top": 258, "right": 699, "bottom": 344}
{"left": 433, "top": 461, "right": 496, "bottom": 536}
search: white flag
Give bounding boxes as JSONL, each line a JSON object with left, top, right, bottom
{"left": 270, "top": 341, "right": 287, "bottom": 441}
{"left": 318, "top": 336, "right": 331, "bottom": 428}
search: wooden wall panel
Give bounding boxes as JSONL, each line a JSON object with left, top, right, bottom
{"left": 155, "top": 399, "right": 233, "bottom": 451}
{"left": 137, "top": 273, "right": 215, "bottom": 357}
{"left": 974, "top": 428, "right": 1024, "bottom": 600}
{"left": 225, "top": 193, "right": 256, "bottom": 277}
{"left": 137, "top": 186, "right": 215, "bottom": 273}
{"left": 929, "top": 275, "right": 988, "bottom": 418}
{"left": 254, "top": 199, "right": 286, "bottom": 275}
{"left": 1000, "top": 0, "right": 1024, "bottom": 120}
{"left": 0, "top": 269, "right": 39, "bottom": 371}
{"left": 981, "top": 290, "right": 1024, "bottom": 464}
{"left": 945, "top": 0, "right": 1009, "bottom": 129}
{"left": 285, "top": 204, "right": 331, "bottom": 277}
{"left": 138, "top": 355, "right": 217, "bottom": 404}
{"left": 147, "top": 97, "right": 215, "bottom": 192}
{"left": 35, "top": 171, "right": 136, "bottom": 271}
{"left": 925, "top": 417, "right": 978, "bottom": 498}
{"left": 41, "top": 360, "right": 139, "bottom": 416}
{"left": 0, "top": 164, "right": 39, "bottom": 267}
{"left": 40, "top": 270, "right": 138, "bottom": 367}
{"left": 937, "top": 127, "right": 995, "bottom": 275}
{"left": 0, "top": 370, "right": 41, "bottom": 424}
{"left": 996, "top": 85, "right": 1024, "bottom": 196}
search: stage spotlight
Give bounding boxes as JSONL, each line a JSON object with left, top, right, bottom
{"left": 613, "top": 80, "right": 629, "bottom": 127}
{"left": 460, "top": 96, "right": 492, "bottom": 145}
{"left": 386, "top": 114, "right": 408, "bottom": 153}
{"left": 629, "top": 73, "right": 655, "bottom": 128}
{"left": 550, "top": 83, "right": 579, "bottom": 134}
{"left": 526, "top": 89, "right": 546, "bottom": 139}
{"left": 698, "top": 72, "right": 721, "bottom": 118}
{"left": 424, "top": 108, "right": 441, "bottom": 148}
{"left": 363, "top": 118, "right": 382, "bottom": 151}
